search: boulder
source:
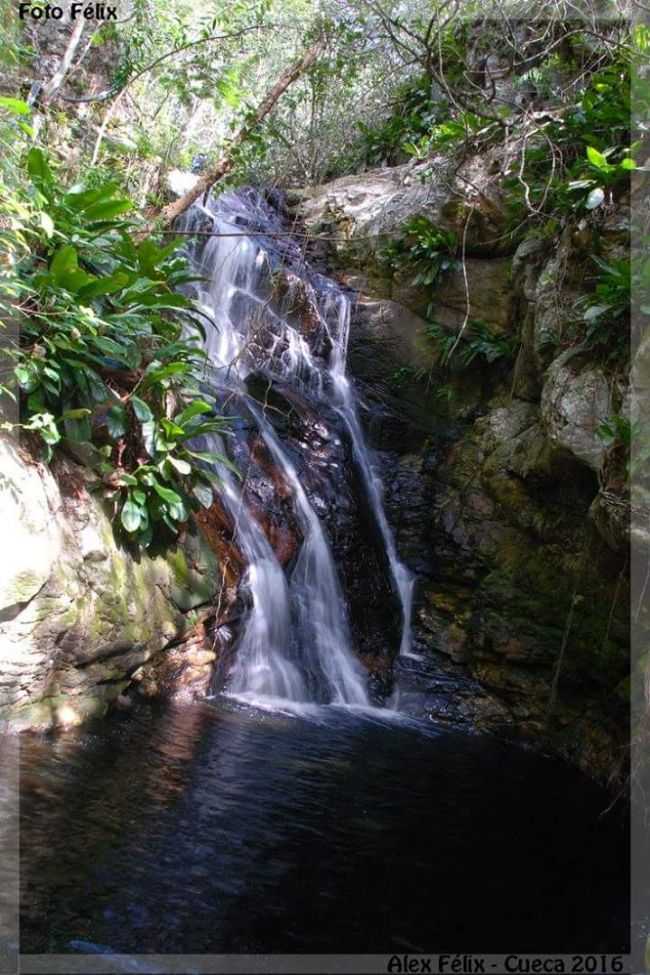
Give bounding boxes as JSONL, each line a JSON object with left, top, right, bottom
{"left": 0, "top": 436, "right": 223, "bottom": 730}
{"left": 295, "top": 152, "right": 509, "bottom": 265}
{"left": 540, "top": 351, "right": 611, "bottom": 473}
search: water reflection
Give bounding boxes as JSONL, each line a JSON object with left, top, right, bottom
{"left": 20, "top": 699, "right": 629, "bottom": 954}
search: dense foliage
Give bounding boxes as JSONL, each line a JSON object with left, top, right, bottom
{"left": 0, "top": 105, "right": 235, "bottom": 548}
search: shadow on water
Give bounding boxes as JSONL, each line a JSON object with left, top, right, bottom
{"left": 19, "top": 698, "right": 629, "bottom": 954}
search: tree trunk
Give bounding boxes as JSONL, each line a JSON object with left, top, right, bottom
{"left": 156, "top": 36, "right": 325, "bottom": 228}
{"left": 41, "top": 18, "right": 87, "bottom": 103}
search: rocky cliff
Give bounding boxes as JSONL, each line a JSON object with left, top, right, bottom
{"left": 292, "top": 155, "right": 631, "bottom": 786}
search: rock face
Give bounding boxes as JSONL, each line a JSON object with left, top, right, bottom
{"left": 294, "top": 162, "right": 632, "bottom": 786}
{"left": 541, "top": 352, "right": 611, "bottom": 472}
{"left": 0, "top": 436, "right": 228, "bottom": 730}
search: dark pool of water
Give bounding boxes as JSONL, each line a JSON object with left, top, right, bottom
{"left": 19, "top": 697, "right": 629, "bottom": 954}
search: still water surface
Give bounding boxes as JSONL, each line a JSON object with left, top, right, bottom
{"left": 19, "top": 698, "right": 628, "bottom": 954}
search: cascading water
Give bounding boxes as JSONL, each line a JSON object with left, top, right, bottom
{"left": 179, "top": 187, "right": 412, "bottom": 707}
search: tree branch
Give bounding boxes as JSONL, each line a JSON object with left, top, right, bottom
{"left": 154, "top": 36, "right": 326, "bottom": 229}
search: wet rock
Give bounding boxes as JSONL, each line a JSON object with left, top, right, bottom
{"left": 245, "top": 379, "right": 403, "bottom": 662}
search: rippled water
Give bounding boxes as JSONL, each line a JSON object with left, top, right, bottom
{"left": 20, "top": 699, "right": 629, "bottom": 954}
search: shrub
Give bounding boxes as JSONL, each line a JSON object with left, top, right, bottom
{"left": 425, "top": 319, "right": 516, "bottom": 368}
{"left": 1, "top": 139, "right": 235, "bottom": 549}
{"left": 381, "top": 217, "right": 458, "bottom": 287}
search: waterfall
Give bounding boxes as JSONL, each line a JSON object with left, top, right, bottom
{"left": 179, "top": 188, "right": 412, "bottom": 707}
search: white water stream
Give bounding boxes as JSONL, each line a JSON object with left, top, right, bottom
{"left": 180, "top": 188, "right": 413, "bottom": 706}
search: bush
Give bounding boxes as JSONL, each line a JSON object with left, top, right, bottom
{"left": 425, "top": 319, "right": 516, "bottom": 368}
{"left": 380, "top": 217, "right": 458, "bottom": 287}
{"left": 1, "top": 140, "right": 235, "bottom": 549}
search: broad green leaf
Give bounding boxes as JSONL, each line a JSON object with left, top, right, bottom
{"left": 141, "top": 419, "right": 156, "bottom": 456}
{"left": 0, "top": 97, "right": 30, "bottom": 116}
{"left": 152, "top": 481, "right": 182, "bottom": 505}
{"left": 64, "top": 182, "right": 121, "bottom": 212}
{"left": 93, "top": 336, "right": 130, "bottom": 361}
{"left": 84, "top": 198, "right": 133, "bottom": 222}
{"left": 121, "top": 499, "right": 142, "bottom": 533}
{"left": 168, "top": 456, "right": 191, "bottom": 475}
{"left": 59, "top": 268, "right": 93, "bottom": 294}
{"left": 161, "top": 418, "right": 185, "bottom": 438}
{"left": 118, "top": 473, "right": 138, "bottom": 486}
{"left": 131, "top": 395, "right": 154, "bottom": 422}
{"left": 585, "top": 187, "right": 605, "bottom": 210}
{"left": 584, "top": 304, "right": 611, "bottom": 321}
{"left": 15, "top": 364, "right": 38, "bottom": 392}
{"left": 77, "top": 271, "right": 130, "bottom": 301}
{"left": 586, "top": 146, "right": 609, "bottom": 171}
{"left": 168, "top": 498, "right": 189, "bottom": 522}
{"left": 39, "top": 212, "right": 55, "bottom": 238}
{"left": 106, "top": 405, "right": 128, "bottom": 439}
{"left": 131, "top": 292, "right": 190, "bottom": 310}
{"left": 50, "top": 245, "right": 78, "bottom": 283}
{"left": 143, "top": 362, "right": 188, "bottom": 387}
{"left": 175, "top": 400, "right": 213, "bottom": 426}
{"left": 137, "top": 238, "right": 179, "bottom": 277}
{"left": 27, "top": 147, "right": 52, "bottom": 184}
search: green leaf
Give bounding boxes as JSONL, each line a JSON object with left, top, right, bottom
{"left": 59, "top": 269, "right": 93, "bottom": 294}
{"left": 106, "top": 405, "right": 128, "bottom": 439}
{"left": 152, "top": 481, "right": 182, "bottom": 505}
{"left": 585, "top": 187, "right": 605, "bottom": 210}
{"left": 0, "top": 96, "right": 30, "bottom": 116}
{"left": 168, "top": 498, "right": 189, "bottom": 522}
{"left": 586, "top": 146, "right": 609, "bottom": 171}
{"left": 27, "top": 147, "right": 52, "bottom": 184}
{"left": 174, "top": 400, "right": 213, "bottom": 426}
{"left": 161, "top": 418, "right": 185, "bottom": 438}
{"left": 131, "top": 395, "right": 154, "bottom": 422}
{"left": 141, "top": 419, "right": 156, "bottom": 456}
{"left": 25, "top": 412, "right": 60, "bottom": 445}
{"left": 15, "top": 364, "right": 38, "bottom": 392}
{"left": 142, "top": 361, "right": 188, "bottom": 387}
{"left": 77, "top": 271, "right": 130, "bottom": 301}
{"left": 39, "top": 212, "right": 55, "bottom": 238}
{"left": 120, "top": 499, "right": 142, "bottom": 533}
{"left": 84, "top": 198, "right": 133, "bottom": 222}
{"left": 60, "top": 408, "right": 92, "bottom": 420}
{"left": 137, "top": 238, "right": 179, "bottom": 277}
{"left": 584, "top": 304, "right": 611, "bottom": 322}
{"left": 168, "top": 456, "right": 191, "bottom": 475}
{"left": 64, "top": 182, "right": 121, "bottom": 212}
{"left": 620, "top": 157, "right": 637, "bottom": 170}
{"left": 118, "top": 473, "right": 138, "bottom": 486}
{"left": 186, "top": 449, "right": 240, "bottom": 477}
{"left": 50, "top": 245, "right": 78, "bottom": 283}
{"left": 191, "top": 480, "right": 214, "bottom": 509}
